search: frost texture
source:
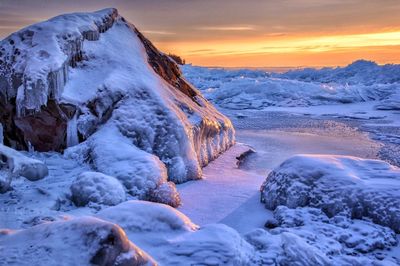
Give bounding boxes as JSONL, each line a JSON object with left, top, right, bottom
{"left": 182, "top": 61, "right": 400, "bottom": 110}
{"left": 70, "top": 171, "right": 126, "bottom": 206}
{"left": 245, "top": 207, "right": 399, "bottom": 265}
{"left": 261, "top": 154, "right": 400, "bottom": 232}
{"left": 0, "top": 217, "right": 155, "bottom": 266}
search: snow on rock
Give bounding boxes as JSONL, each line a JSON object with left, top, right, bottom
{"left": 261, "top": 154, "right": 400, "bottom": 232}
{"left": 70, "top": 171, "right": 126, "bottom": 206}
{"left": 0, "top": 9, "right": 234, "bottom": 202}
{"left": 0, "top": 144, "right": 48, "bottom": 192}
{"left": 0, "top": 216, "right": 155, "bottom": 266}
{"left": 96, "top": 200, "right": 198, "bottom": 232}
{"left": 182, "top": 62, "right": 400, "bottom": 110}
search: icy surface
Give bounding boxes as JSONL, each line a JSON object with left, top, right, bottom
{"left": 182, "top": 61, "right": 400, "bottom": 110}
{"left": 261, "top": 154, "right": 400, "bottom": 232}
{"left": 70, "top": 171, "right": 126, "bottom": 207}
{"left": 0, "top": 216, "right": 155, "bottom": 266}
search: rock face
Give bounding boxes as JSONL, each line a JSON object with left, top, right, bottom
{"left": 0, "top": 8, "right": 235, "bottom": 204}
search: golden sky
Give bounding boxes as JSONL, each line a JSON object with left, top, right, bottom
{"left": 1, "top": 0, "right": 400, "bottom": 67}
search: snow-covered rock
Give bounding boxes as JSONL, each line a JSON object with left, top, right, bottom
{"left": 70, "top": 171, "right": 126, "bottom": 206}
{"left": 0, "top": 217, "right": 155, "bottom": 266}
{"left": 261, "top": 154, "right": 400, "bottom": 232}
{"left": 96, "top": 200, "right": 198, "bottom": 232}
{"left": 0, "top": 8, "right": 235, "bottom": 204}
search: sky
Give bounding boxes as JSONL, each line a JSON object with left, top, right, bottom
{"left": 1, "top": 0, "right": 400, "bottom": 67}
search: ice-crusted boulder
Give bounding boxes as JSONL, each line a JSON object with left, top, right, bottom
{"left": 0, "top": 217, "right": 156, "bottom": 266}
{"left": 0, "top": 8, "right": 234, "bottom": 205}
{"left": 0, "top": 144, "right": 48, "bottom": 192}
{"left": 261, "top": 154, "right": 400, "bottom": 232}
{"left": 70, "top": 171, "right": 126, "bottom": 206}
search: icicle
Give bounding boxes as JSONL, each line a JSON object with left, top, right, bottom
{"left": 27, "top": 141, "right": 34, "bottom": 153}
{"left": 67, "top": 112, "right": 79, "bottom": 147}
{"left": 0, "top": 123, "right": 3, "bottom": 145}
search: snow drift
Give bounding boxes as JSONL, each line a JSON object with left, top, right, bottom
{"left": 0, "top": 8, "right": 234, "bottom": 205}
{"left": 261, "top": 154, "right": 400, "bottom": 232}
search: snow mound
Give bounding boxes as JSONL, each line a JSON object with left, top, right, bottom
{"left": 159, "top": 224, "right": 256, "bottom": 266}
{"left": 182, "top": 62, "right": 400, "bottom": 109}
{"left": 70, "top": 171, "right": 126, "bottom": 206}
{"left": 0, "top": 217, "right": 155, "bottom": 266}
{"left": 261, "top": 154, "right": 400, "bottom": 232}
{"left": 96, "top": 200, "right": 198, "bottom": 232}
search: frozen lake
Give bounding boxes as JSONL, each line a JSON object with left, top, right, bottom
{"left": 178, "top": 110, "right": 388, "bottom": 234}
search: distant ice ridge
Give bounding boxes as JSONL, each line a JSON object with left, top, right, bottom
{"left": 182, "top": 61, "right": 400, "bottom": 110}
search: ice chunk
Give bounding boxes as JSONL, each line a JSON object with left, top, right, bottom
{"left": 70, "top": 171, "right": 126, "bottom": 206}
{"left": 0, "top": 217, "right": 155, "bottom": 266}
{"left": 261, "top": 154, "right": 400, "bottom": 232}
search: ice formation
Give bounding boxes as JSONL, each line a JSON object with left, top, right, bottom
{"left": 261, "top": 154, "right": 400, "bottom": 232}
{"left": 182, "top": 61, "right": 400, "bottom": 109}
{"left": 0, "top": 217, "right": 155, "bottom": 265}
{"left": 0, "top": 8, "right": 234, "bottom": 205}
{"left": 70, "top": 171, "right": 126, "bottom": 206}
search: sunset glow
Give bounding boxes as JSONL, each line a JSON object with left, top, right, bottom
{"left": 1, "top": 0, "right": 400, "bottom": 67}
